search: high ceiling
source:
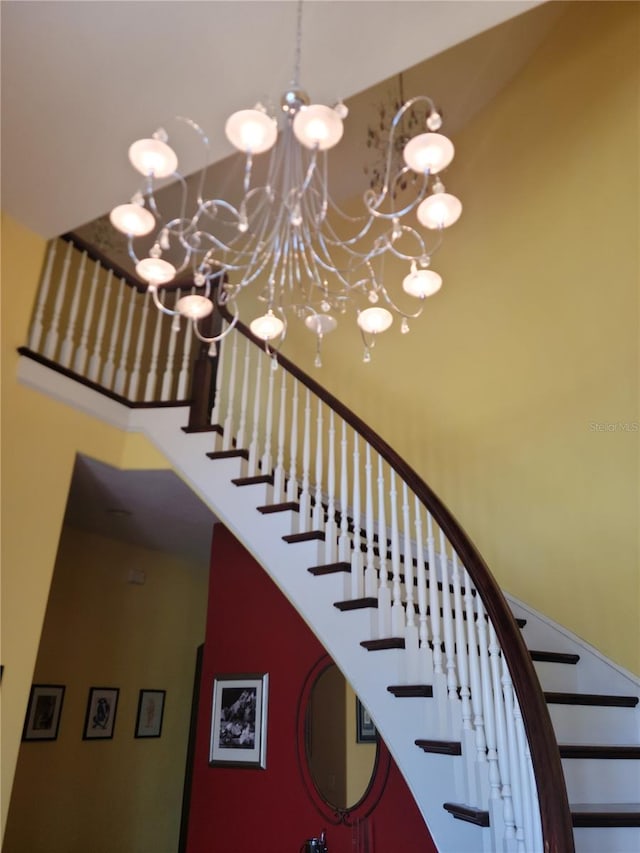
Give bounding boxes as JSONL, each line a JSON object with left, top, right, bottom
{"left": 2, "top": 0, "right": 545, "bottom": 239}
{"left": 2, "top": 0, "right": 558, "bottom": 559}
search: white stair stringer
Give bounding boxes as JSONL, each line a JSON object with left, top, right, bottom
{"left": 127, "top": 405, "right": 486, "bottom": 853}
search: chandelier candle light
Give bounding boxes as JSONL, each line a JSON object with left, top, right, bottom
{"left": 109, "top": 2, "right": 462, "bottom": 366}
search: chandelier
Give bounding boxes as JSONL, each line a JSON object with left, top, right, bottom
{"left": 109, "top": 2, "right": 462, "bottom": 366}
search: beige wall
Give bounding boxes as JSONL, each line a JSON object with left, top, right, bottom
{"left": 3, "top": 526, "right": 208, "bottom": 853}
{"left": 282, "top": 3, "right": 640, "bottom": 672}
{"left": 0, "top": 214, "right": 175, "bottom": 835}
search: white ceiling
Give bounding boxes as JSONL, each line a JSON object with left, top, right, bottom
{"left": 1, "top": 0, "right": 544, "bottom": 239}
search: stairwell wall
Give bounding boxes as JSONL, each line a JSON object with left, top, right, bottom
{"left": 185, "top": 524, "right": 436, "bottom": 853}
{"left": 0, "top": 213, "right": 174, "bottom": 837}
{"left": 274, "top": 2, "right": 640, "bottom": 673}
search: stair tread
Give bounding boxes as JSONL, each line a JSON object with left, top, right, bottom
{"left": 529, "top": 649, "right": 580, "bottom": 665}
{"left": 231, "top": 474, "right": 273, "bottom": 486}
{"left": 282, "top": 530, "right": 325, "bottom": 543}
{"left": 256, "top": 501, "right": 299, "bottom": 514}
{"left": 388, "top": 685, "right": 433, "bottom": 698}
{"left": 361, "top": 638, "right": 405, "bottom": 651}
{"left": 334, "top": 597, "right": 377, "bottom": 610}
{"left": 444, "top": 801, "right": 640, "bottom": 829}
{"left": 545, "top": 691, "right": 638, "bottom": 707}
{"left": 416, "top": 739, "right": 461, "bottom": 755}
{"left": 308, "top": 562, "right": 350, "bottom": 576}
{"left": 207, "top": 448, "right": 249, "bottom": 459}
{"left": 182, "top": 424, "right": 222, "bottom": 434}
{"left": 560, "top": 744, "right": 640, "bottom": 759}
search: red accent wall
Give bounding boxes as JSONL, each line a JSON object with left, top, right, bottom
{"left": 186, "top": 524, "right": 437, "bottom": 853}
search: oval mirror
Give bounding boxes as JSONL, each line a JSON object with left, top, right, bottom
{"left": 306, "top": 664, "right": 377, "bottom": 811}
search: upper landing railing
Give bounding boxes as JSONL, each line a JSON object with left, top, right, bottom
{"left": 19, "top": 236, "right": 574, "bottom": 853}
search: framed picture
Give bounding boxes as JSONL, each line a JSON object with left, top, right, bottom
{"left": 356, "top": 697, "right": 377, "bottom": 743}
{"left": 83, "top": 687, "right": 119, "bottom": 740}
{"left": 209, "top": 673, "right": 268, "bottom": 769}
{"left": 22, "top": 684, "right": 65, "bottom": 741}
{"left": 135, "top": 689, "right": 166, "bottom": 738}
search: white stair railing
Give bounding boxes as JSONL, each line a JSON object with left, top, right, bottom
{"left": 20, "top": 238, "right": 575, "bottom": 853}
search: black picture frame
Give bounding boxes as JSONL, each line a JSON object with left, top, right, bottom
{"left": 22, "top": 684, "right": 65, "bottom": 741}
{"left": 134, "top": 689, "right": 166, "bottom": 738}
{"left": 356, "top": 697, "right": 377, "bottom": 743}
{"left": 83, "top": 686, "right": 119, "bottom": 740}
{"left": 209, "top": 673, "right": 268, "bottom": 768}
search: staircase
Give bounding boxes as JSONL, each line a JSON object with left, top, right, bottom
{"left": 18, "top": 237, "right": 640, "bottom": 852}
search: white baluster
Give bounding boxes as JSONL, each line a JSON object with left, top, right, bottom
{"left": 324, "top": 411, "right": 337, "bottom": 563}
{"left": 28, "top": 239, "right": 57, "bottom": 352}
{"left": 59, "top": 249, "right": 87, "bottom": 368}
{"left": 439, "top": 530, "right": 458, "bottom": 704}
{"left": 463, "top": 572, "right": 490, "bottom": 784}
{"left": 272, "top": 369, "right": 287, "bottom": 503}
{"left": 160, "top": 289, "right": 180, "bottom": 400}
{"left": 473, "top": 596, "right": 498, "bottom": 806}
{"left": 286, "top": 379, "right": 299, "bottom": 503}
{"left": 350, "top": 431, "right": 364, "bottom": 599}
{"left": 527, "top": 742, "right": 544, "bottom": 853}
{"left": 222, "top": 333, "right": 239, "bottom": 451}
{"left": 502, "top": 657, "right": 526, "bottom": 853}
{"left": 101, "top": 276, "right": 126, "bottom": 389}
{"left": 377, "top": 457, "right": 391, "bottom": 638}
{"left": 489, "top": 624, "right": 516, "bottom": 844}
{"left": 208, "top": 318, "right": 226, "bottom": 426}
{"left": 312, "top": 400, "right": 324, "bottom": 530}
{"left": 514, "top": 702, "right": 535, "bottom": 852}
{"left": 338, "top": 420, "right": 351, "bottom": 564}
{"left": 298, "top": 388, "right": 312, "bottom": 532}
{"left": 73, "top": 258, "right": 100, "bottom": 377}
{"left": 260, "top": 358, "right": 276, "bottom": 476}
{"left": 364, "top": 444, "right": 376, "bottom": 599}
{"left": 44, "top": 239, "right": 73, "bottom": 360}
{"left": 426, "top": 512, "right": 443, "bottom": 675}
{"left": 115, "top": 284, "right": 136, "bottom": 395}
{"left": 402, "top": 484, "right": 421, "bottom": 683}
{"left": 128, "top": 290, "right": 150, "bottom": 401}
{"left": 236, "top": 337, "right": 252, "bottom": 451}
{"left": 389, "top": 471, "right": 404, "bottom": 637}
{"left": 144, "top": 290, "right": 164, "bottom": 401}
{"left": 88, "top": 268, "right": 112, "bottom": 383}
{"left": 413, "top": 500, "right": 431, "bottom": 656}
{"left": 452, "top": 553, "right": 473, "bottom": 788}
{"left": 247, "top": 351, "right": 264, "bottom": 476}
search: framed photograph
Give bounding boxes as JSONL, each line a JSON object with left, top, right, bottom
{"left": 135, "top": 689, "right": 166, "bottom": 738}
{"left": 209, "top": 673, "right": 268, "bottom": 769}
{"left": 22, "top": 684, "right": 65, "bottom": 741}
{"left": 83, "top": 687, "right": 119, "bottom": 740}
{"left": 356, "top": 697, "right": 377, "bottom": 743}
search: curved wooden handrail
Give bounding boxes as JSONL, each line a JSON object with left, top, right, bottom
{"left": 222, "top": 307, "right": 575, "bottom": 853}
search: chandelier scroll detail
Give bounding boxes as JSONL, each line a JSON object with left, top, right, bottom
{"left": 109, "top": 5, "right": 462, "bottom": 366}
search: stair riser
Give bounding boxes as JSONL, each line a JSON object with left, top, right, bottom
{"left": 533, "top": 659, "right": 578, "bottom": 692}
{"left": 547, "top": 704, "right": 639, "bottom": 745}
{"left": 562, "top": 758, "right": 640, "bottom": 803}
{"left": 573, "top": 826, "right": 640, "bottom": 853}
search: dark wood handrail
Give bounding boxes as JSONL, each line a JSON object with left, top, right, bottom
{"left": 221, "top": 307, "right": 575, "bottom": 853}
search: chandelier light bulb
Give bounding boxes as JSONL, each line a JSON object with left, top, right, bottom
{"left": 293, "top": 104, "right": 344, "bottom": 150}
{"left": 402, "top": 267, "right": 443, "bottom": 298}
{"left": 250, "top": 310, "right": 285, "bottom": 341}
{"left": 109, "top": 203, "right": 155, "bottom": 237}
{"left": 225, "top": 109, "right": 278, "bottom": 154}
{"left": 304, "top": 314, "right": 337, "bottom": 335}
{"left": 357, "top": 307, "right": 393, "bottom": 335}
{"left": 403, "top": 132, "right": 454, "bottom": 175}
{"left": 417, "top": 192, "right": 463, "bottom": 229}
{"left": 175, "top": 294, "right": 214, "bottom": 319}
{"left": 135, "top": 257, "right": 176, "bottom": 285}
{"left": 128, "top": 138, "right": 178, "bottom": 178}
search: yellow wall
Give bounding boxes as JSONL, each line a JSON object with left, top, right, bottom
{"left": 0, "top": 214, "right": 174, "bottom": 834}
{"left": 3, "top": 526, "right": 208, "bottom": 853}
{"left": 283, "top": 3, "right": 640, "bottom": 672}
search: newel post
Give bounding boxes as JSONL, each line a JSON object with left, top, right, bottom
{"left": 187, "top": 275, "right": 223, "bottom": 430}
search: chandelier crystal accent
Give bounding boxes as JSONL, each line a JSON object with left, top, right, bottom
{"left": 109, "top": 2, "right": 462, "bottom": 365}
